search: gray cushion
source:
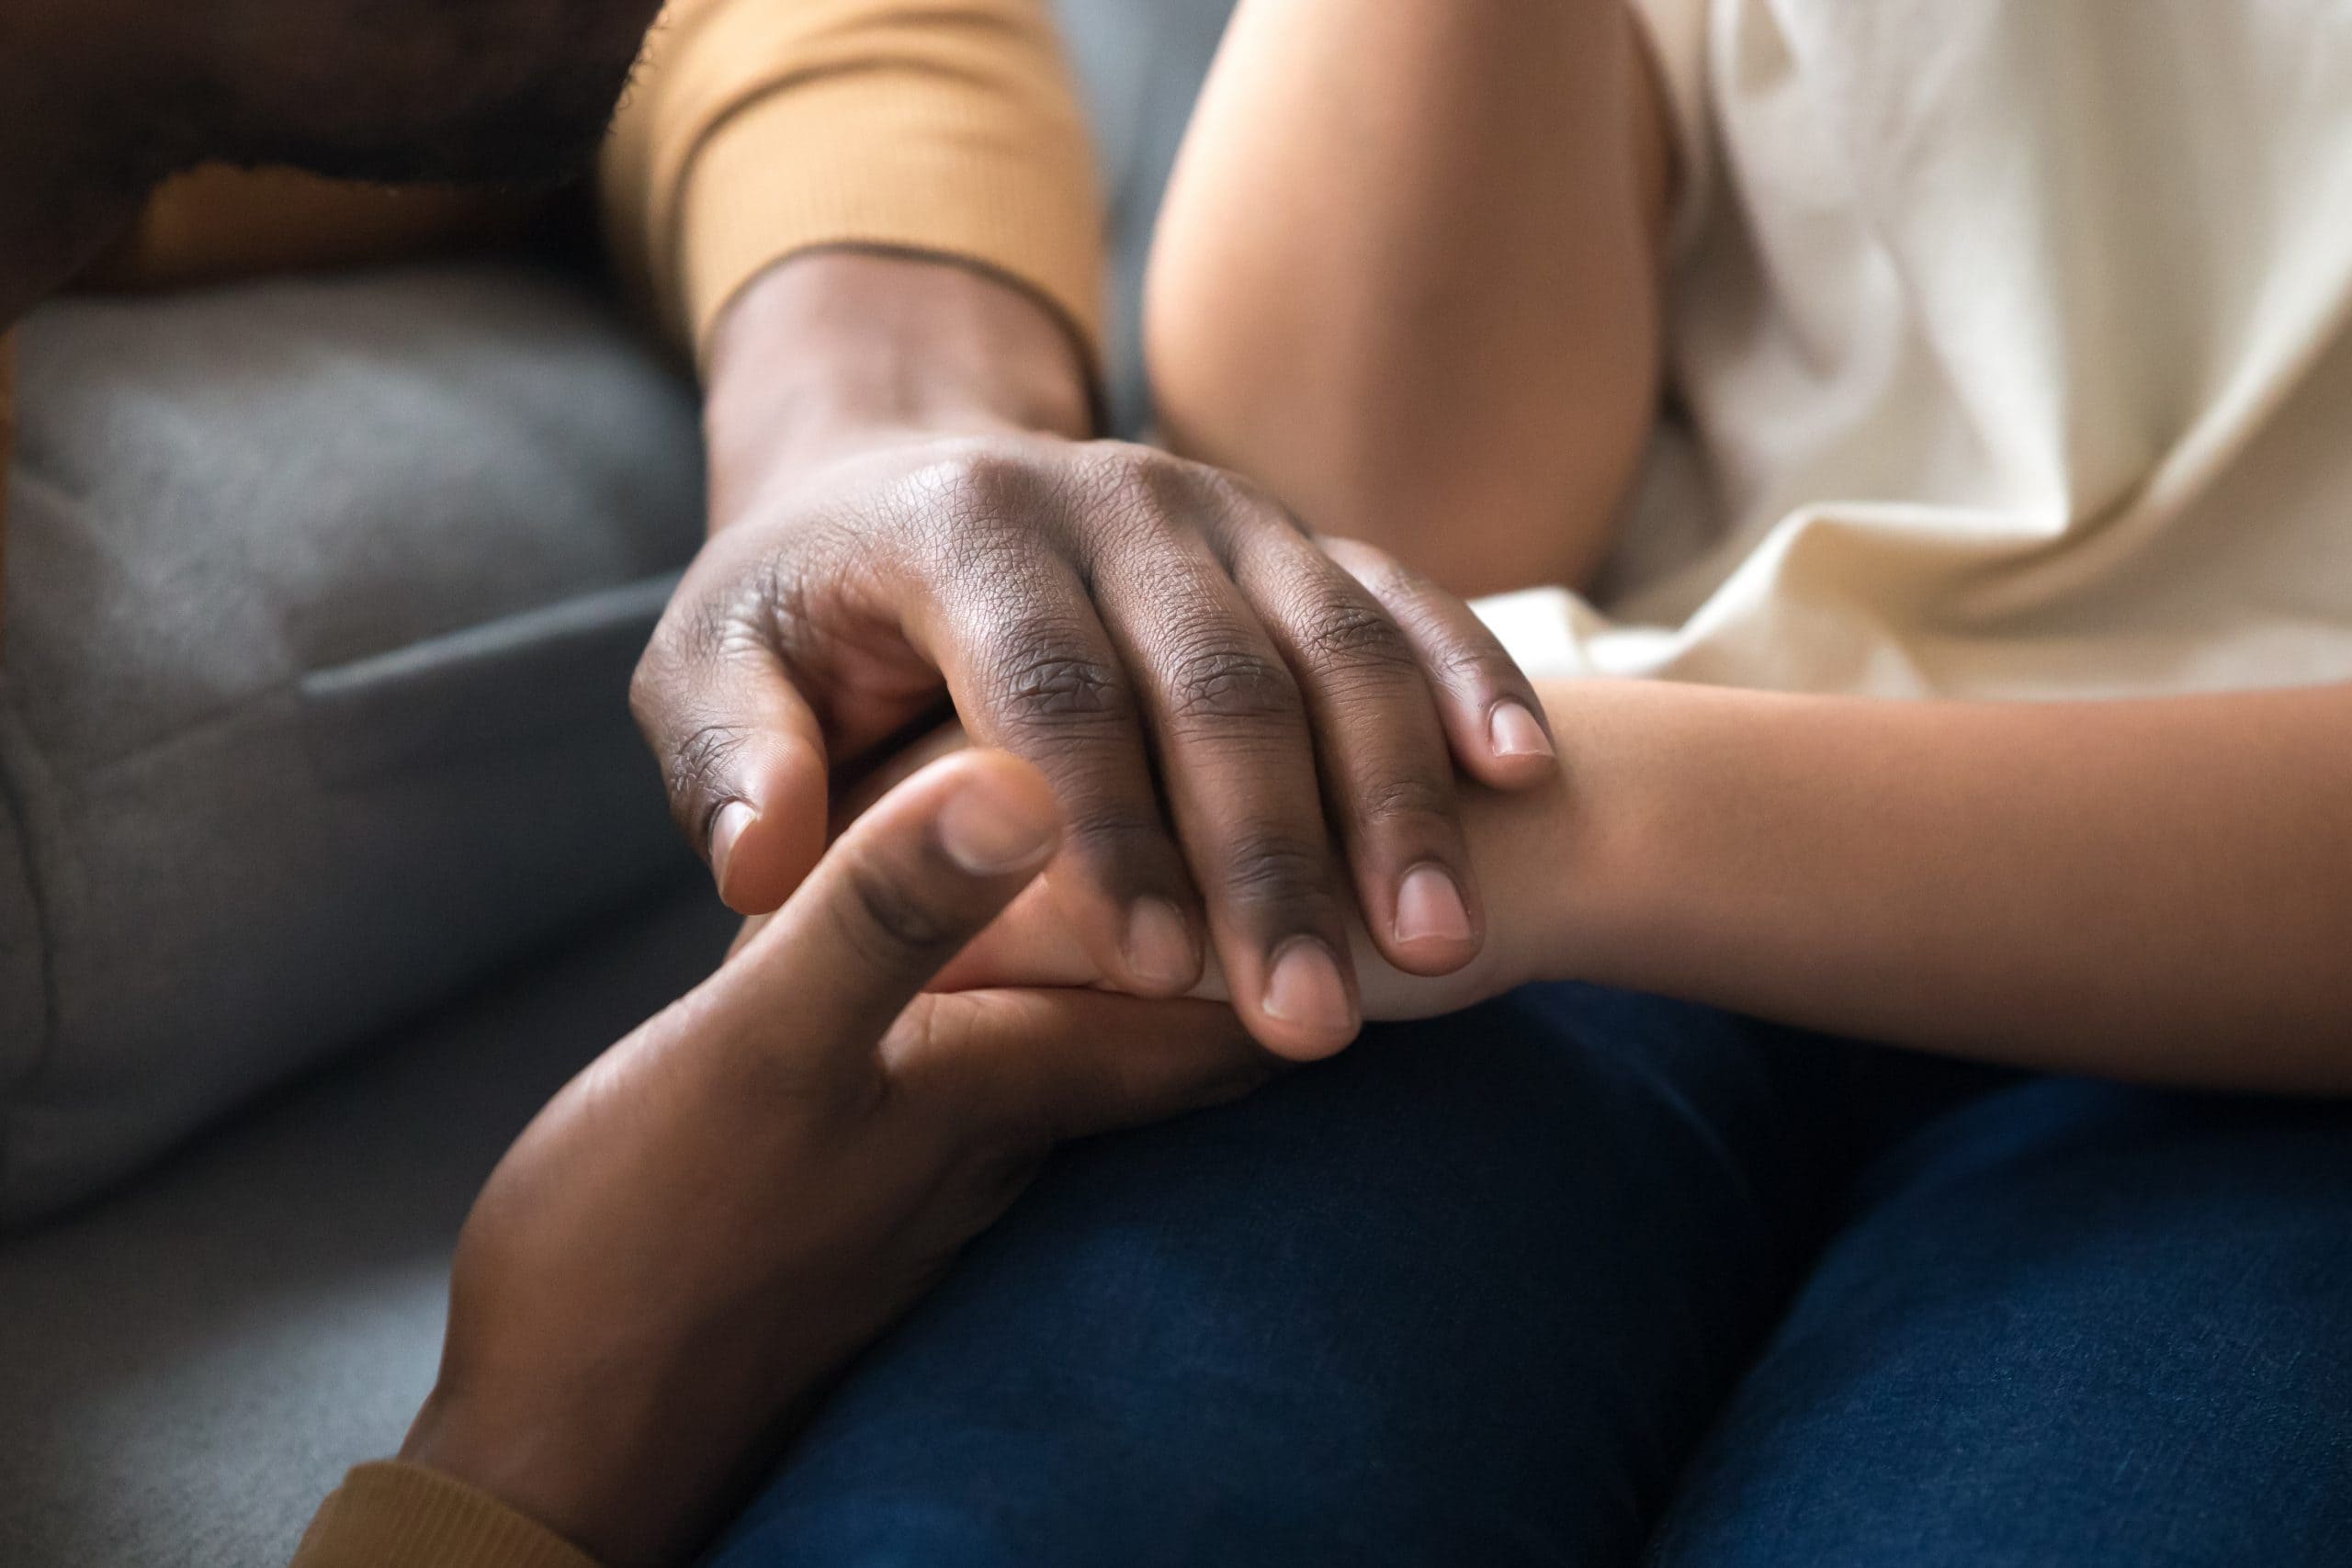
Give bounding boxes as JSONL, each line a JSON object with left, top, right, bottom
{"left": 0, "top": 265, "right": 706, "bottom": 1222}
{"left": 0, "top": 887, "right": 734, "bottom": 1568}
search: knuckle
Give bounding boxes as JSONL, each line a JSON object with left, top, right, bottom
{"left": 1197, "top": 465, "right": 1299, "bottom": 534}
{"left": 1069, "top": 445, "right": 1198, "bottom": 557}
{"left": 1162, "top": 460, "right": 1309, "bottom": 558}
{"left": 628, "top": 601, "right": 725, "bottom": 735}
{"left": 833, "top": 858, "right": 961, "bottom": 967}
{"left": 1434, "top": 640, "right": 1516, "bottom": 696}
{"left": 1163, "top": 644, "right": 1302, "bottom": 728}
{"left": 658, "top": 721, "right": 753, "bottom": 828}
{"left": 743, "top": 549, "right": 827, "bottom": 657}
{"left": 628, "top": 565, "right": 812, "bottom": 796}
{"left": 1083, "top": 442, "right": 1191, "bottom": 506}
{"left": 1059, "top": 802, "right": 1182, "bottom": 890}
{"left": 627, "top": 641, "right": 677, "bottom": 736}
{"left": 992, "top": 627, "right": 1131, "bottom": 727}
{"left": 929, "top": 446, "right": 1050, "bottom": 522}
{"left": 1063, "top": 799, "right": 1170, "bottom": 858}
{"left": 1351, "top": 771, "right": 1455, "bottom": 832}
{"left": 1353, "top": 546, "right": 1429, "bottom": 605}
{"left": 1296, "top": 597, "right": 1416, "bottom": 679}
{"left": 1217, "top": 829, "right": 1335, "bottom": 913}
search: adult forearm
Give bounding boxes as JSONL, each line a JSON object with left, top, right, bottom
{"left": 1536, "top": 679, "right": 2352, "bottom": 1090}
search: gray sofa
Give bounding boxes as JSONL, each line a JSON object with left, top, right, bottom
{"left": 0, "top": 4, "right": 1233, "bottom": 1562}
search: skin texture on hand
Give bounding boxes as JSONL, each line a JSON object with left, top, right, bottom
{"left": 400, "top": 751, "right": 1273, "bottom": 1567}
{"left": 633, "top": 251, "right": 1559, "bottom": 1064}
{"left": 937, "top": 752, "right": 1575, "bottom": 1024}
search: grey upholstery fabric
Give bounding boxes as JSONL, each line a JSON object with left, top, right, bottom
{"left": 0, "top": 4, "right": 1238, "bottom": 1562}
{"left": 0, "top": 267, "right": 705, "bottom": 1222}
{"left": 0, "top": 888, "right": 735, "bottom": 1568}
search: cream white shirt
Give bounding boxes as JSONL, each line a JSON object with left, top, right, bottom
{"left": 1478, "top": 0, "right": 2352, "bottom": 700}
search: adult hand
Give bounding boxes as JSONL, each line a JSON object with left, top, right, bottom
{"left": 634, "top": 252, "right": 1559, "bottom": 1062}
{"left": 399, "top": 750, "right": 1272, "bottom": 1567}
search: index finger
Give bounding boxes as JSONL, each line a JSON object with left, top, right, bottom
{"left": 633, "top": 580, "right": 832, "bottom": 916}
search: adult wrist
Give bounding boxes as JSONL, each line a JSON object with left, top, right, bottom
{"left": 396, "top": 1389, "right": 605, "bottom": 1552}
{"left": 704, "top": 249, "right": 1096, "bottom": 525}
{"left": 396, "top": 1382, "right": 692, "bottom": 1568}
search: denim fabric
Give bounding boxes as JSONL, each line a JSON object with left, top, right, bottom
{"left": 1650, "top": 1078, "right": 2352, "bottom": 1565}
{"left": 709, "top": 985, "right": 2352, "bottom": 1566}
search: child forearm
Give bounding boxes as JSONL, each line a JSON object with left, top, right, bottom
{"left": 947, "top": 674, "right": 2352, "bottom": 1090}
{"left": 1516, "top": 679, "right": 2352, "bottom": 1090}
{"left": 1144, "top": 0, "right": 1671, "bottom": 597}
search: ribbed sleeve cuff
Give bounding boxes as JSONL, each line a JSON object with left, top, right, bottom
{"left": 673, "top": 73, "right": 1105, "bottom": 367}
{"left": 600, "top": 0, "right": 1107, "bottom": 372}
{"left": 288, "top": 1462, "right": 603, "bottom": 1568}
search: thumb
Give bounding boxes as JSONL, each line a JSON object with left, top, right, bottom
{"left": 700, "top": 750, "right": 1064, "bottom": 1078}
{"left": 631, "top": 624, "right": 830, "bottom": 915}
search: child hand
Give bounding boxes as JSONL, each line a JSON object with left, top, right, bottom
{"left": 936, "top": 771, "right": 1569, "bottom": 1057}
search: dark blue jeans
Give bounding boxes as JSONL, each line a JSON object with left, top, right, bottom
{"left": 710, "top": 985, "right": 2352, "bottom": 1565}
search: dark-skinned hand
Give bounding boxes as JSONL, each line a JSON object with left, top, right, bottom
{"left": 401, "top": 750, "right": 1272, "bottom": 1567}
{"left": 634, "top": 253, "right": 1558, "bottom": 1062}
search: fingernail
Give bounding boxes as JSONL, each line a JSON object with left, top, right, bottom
{"left": 1488, "top": 700, "right": 1555, "bottom": 760}
{"left": 710, "top": 802, "right": 757, "bottom": 897}
{"left": 1262, "top": 939, "right": 1352, "bottom": 1032}
{"left": 937, "top": 777, "right": 1057, "bottom": 876}
{"left": 1125, "top": 898, "right": 1198, "bottom": 991}
{"left": 1394, "top": 863, "right": 1474, "bottom": 945}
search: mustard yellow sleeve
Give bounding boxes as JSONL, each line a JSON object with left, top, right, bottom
{"left": 602, "top": 0, "right": 1105, "bottom": 365}
{"left": 288, "top": 1462, "right": 603, "bottom": 1568}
